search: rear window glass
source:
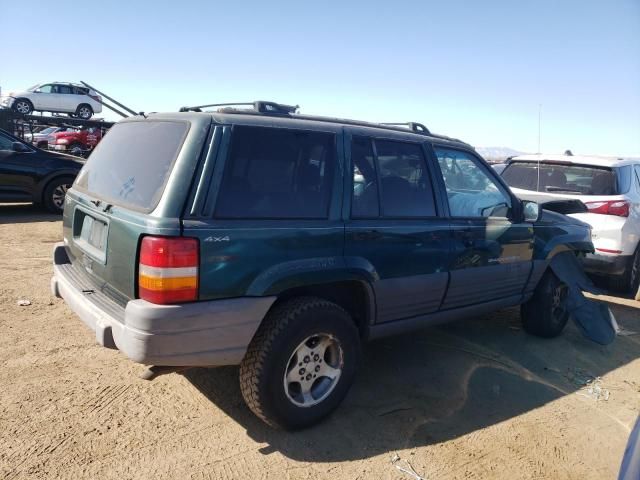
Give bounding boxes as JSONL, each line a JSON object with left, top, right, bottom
{"left": 215, "top": 126, "right": 336, "bottom": 219}
{"left": 74, "top": 121, "right": 189, "bottom": 211}
{"left": 502, "top": 161, "right": 623, "bottom": 195}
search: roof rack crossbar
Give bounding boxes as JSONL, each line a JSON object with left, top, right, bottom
{"left": 380, "top": 122, "right": 431, "bottom": 135}
{"left": 179, "top": 101, "right": 299, "bottom": 114}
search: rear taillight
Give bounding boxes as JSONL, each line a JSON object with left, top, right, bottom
{"left": 90, "top": 94, "right": 102, "bottom": 103}
{"left": 138, "top": 236, "right": 199, "bottom": 304}
{"left": 585, "top": 200, "right": 629, "bottom": 217}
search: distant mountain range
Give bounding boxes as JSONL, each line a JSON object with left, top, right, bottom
{"left": 475, "top": 147, "right": 525, "bottom": 163}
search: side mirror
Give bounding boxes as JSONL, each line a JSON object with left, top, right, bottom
{"left": 522, "top": 200, "right": 541, "bottom": 222}
{"left": 12, "top": 142, "right": 30, "bottom": 153}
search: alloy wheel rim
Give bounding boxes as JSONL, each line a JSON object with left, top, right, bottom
{"left": 52, "top": 184, "right": 69, "bottom": 208}
{"left": 79, "top": 107, "right": 91, "bottom": 118}
{"left": 283, "top": 333, "right": 343, "bottom": 408}
{"left": 551, "top": 284, "right": 568, "bottom": 319}
{"left": 16, "top": 102, "right": 30, "bottom": 114}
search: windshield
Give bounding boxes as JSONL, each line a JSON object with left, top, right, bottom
{"left": 74, "top": 121, "right": 190, "bottom": 212}
{"left": 27, "top": 84, "right": 40, "bottom": 91}
{"left": 501, "top": 161, "right": 623, "bottom": 195}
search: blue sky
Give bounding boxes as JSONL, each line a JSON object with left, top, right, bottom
{"left": 1, "top": 0, "right": 639, "bottom": 156}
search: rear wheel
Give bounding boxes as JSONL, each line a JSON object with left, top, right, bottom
{"left": 521, "top": 270, "right": 569, "bottom": 338}
{"left": 76, "top": 104, "right": 93, "bottom": 119}
{"left": 68, "top": 143, "right": 85, "bottom": 157}
{"left": 239, "top": 297, "right": 361, "bottom": 430}
{"left": 13, "top": 99, "right": 33, "bottom": 115}
{"left": 609, "top": 248, "right": 640, "bottom": 294}
{"left": 43, "top": 177, "right": 74, "bottom": 214}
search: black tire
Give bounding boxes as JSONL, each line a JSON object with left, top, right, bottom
{"left": 240, "top": 297, "right": 361, "bottom": 430}
{"left": 43, "top": 177, "right": 74, "bottom": 214}
{"left": 68, "top": 143, "right": 85, "bottom": 157}
{"left": 76, "top": 104, "right": 93, "bottom": 119}
{"left": 521, "top": 270, "right": 569, "bottom": 338}
{"left": 13, "top": 98, "right": 33, "bottom": 115}
{"left": 608, "top": 247, "right": 640, "bottom": 294}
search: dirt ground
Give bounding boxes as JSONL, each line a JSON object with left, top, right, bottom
{"left": 0, "top": 203, "right": 639, "bottom": 480}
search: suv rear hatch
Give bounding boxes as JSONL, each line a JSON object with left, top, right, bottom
{"left": 60, "top": 114, "right": 211, "bottom": 304}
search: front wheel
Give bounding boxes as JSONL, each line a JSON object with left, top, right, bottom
{"left": 521, "top": 270, "right": 569, "bottom": 338}
{"left": 43, "top": 177, "right": 74, "bottom": 214}
{"left": 239, "top": 297, "right": 361, "bottom": 430}
{"left": 13, "top": 99, "right": 33, "bottom": 115}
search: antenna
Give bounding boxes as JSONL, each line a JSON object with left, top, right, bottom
{"left": 537, "top": 104, "right": 542, "bottom": 154}
{"left": 536, "top": 103, "right": 542, "bottom": 192}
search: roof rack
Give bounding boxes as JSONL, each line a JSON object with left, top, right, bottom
{"left": 380, "top": 122, "right": 431, "bottom": 135}
{"left": 176, "top": 101, "right": 471, "bottom": 147}
{"left": 179, "top": 101, "right": 299, "bottom": 114}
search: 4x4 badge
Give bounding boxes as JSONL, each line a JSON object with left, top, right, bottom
{"left": 204, "top": 236, "right": 230, "bottom": 242}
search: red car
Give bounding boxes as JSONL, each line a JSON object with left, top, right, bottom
{"left": 48, "top": 126, "right": 102, "bottom": 156}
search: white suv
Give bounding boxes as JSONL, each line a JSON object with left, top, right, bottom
{"left": 1, "top": 82, "right": 102, "bottom": 119}
{"left": 501, "top": 153, "right": 640, "bottom": 294}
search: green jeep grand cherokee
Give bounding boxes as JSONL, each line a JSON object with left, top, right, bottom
{"left": 52, "top": 101, "right": 592, "bottom": 429}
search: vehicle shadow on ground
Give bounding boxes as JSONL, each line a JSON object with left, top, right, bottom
{"left": 185, "top": 301, "right": 640, "bottom": 462}
{"left": 0, "top": 204, "right": 60, "bottom": 224}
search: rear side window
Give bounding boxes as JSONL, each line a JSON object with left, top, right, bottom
{"left": 74, "top": 121, "right": 189, "bottom": 212}
{"left": 215, "top": 126, "right": 336, "bottom": 219}
{"left": 375, "top": 140, "right": 436, "bottom": 217}
{"left": 351, "top": 137, "right": 436, "bottom": 218}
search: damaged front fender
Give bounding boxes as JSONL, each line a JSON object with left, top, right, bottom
{"left": 533, "top": 209, "right": 594, "bottom": 261}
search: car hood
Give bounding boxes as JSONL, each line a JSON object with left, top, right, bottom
{"left": 41, "top": 149, "right": 85, "bottom": 165}
{"left": 539, "top": 208, "right": 590, "bottom": 228}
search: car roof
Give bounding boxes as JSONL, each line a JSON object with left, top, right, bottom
{"left": 141, "top": 111, "right": 474, "bottom": 150}
{"left": 509, "top": 153, "right": 638, "bottom": 168}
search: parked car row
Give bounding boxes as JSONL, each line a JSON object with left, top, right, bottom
{"left": 0, "top": 128, "right": 83, "bottom": 213}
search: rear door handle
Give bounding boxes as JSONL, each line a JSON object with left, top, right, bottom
{"left": 353, "top": 230, "right": 383, "bottom": 241}
{"left": 455, "top": 229, "right": 474, "bottom": 247}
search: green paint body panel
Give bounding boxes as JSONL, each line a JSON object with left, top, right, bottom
{"left": 59, "top": 111, "right": 594, "bottom": 332}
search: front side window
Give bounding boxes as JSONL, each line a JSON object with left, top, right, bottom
{"left": 435, "top": 147, "right": 511, "bottom": 218}
{"left": 37, "top": 84, "right": 53, "bottom": 93}
{"left": 215, "top": 126, "right": 336, "bottom": 219}
{"left": 52, "top": 84, "right": 72, "bottom": 94}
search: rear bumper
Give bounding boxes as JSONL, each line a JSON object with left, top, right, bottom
{"left": 51, "top": 243, "right": 275, "bottom": 366}
{"left": 581, "top": 252, "right": 631, "bottom": 277}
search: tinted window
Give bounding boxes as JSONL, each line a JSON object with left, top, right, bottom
{"left": 375, "top": 140, "right": 436, "bottom": 217}
{"left": 0, "top": 133, "right": 14, "bottom": 150}
{"left": 351, "top": 136, "right": 379, "bottom": 217}
{"left": 502, "top": 161, "right": 623, "bottom": 195}
{"left": 53, "top": 84, "right": 73, "bottom": 94}
{"left": 74, "top": 121, "right": 189, "bottom": 212}
{"left": 617, "top": 165, "right": 632, "bottom": 194}
{"left": 215, "top": 126, "right": 336, "bottom": 219}
{"left": 435, "top": 147, "right": 511, "bottom": 218}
